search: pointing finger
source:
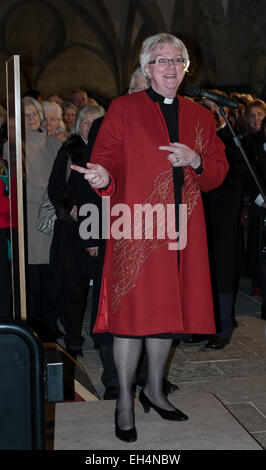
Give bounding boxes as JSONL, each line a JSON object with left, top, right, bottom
{"left": 70, "top": 164, "right": 89, "bottom": 174}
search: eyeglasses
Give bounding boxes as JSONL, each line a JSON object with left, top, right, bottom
{"left": 148, "top": 57, "right": 186, "bottom": 66}
{"left": 25, "top": 111, "right": 38, "bottom": 120}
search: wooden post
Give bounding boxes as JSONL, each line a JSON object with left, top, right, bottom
{"left": 6, "top": 55, "right": 27, "bottom": 321}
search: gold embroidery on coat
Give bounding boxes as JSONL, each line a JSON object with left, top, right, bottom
{"left": 194, "top": 119, "right": 208, "bottom": 155}
{"left": 111, "top": 163, "right": 201, "bottom": 313}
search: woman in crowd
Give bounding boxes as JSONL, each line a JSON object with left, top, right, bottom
{"left": 245, "top": 117, "right": 266, "bottom": 318}
{"left": 21, "top": 97, "right": 61, "bottom": 338}
{"left": 199, "top": 92, "right": 247, "bottom": 349}
{"left": 243, "top": 99, "right": 266, "bottom": 296}
{"left": 48, "top": 104, "right": 105, "bottom": 356}
{"left": 23, "top": 96, "right": 44, "bottom": 132}
{"left": 72, "top": 33, "right": 229, "bottom": 443}
{"left": 228, "top": 93, "right": 253, "bottom": 135}
{"left": 244, "top": 99, "right": 266, "bottom": 140}
{"left": 62, "top": 101, "right": 78, "bottom": 136}
{"left": 42, "top": 100, "right": 67, "bottom": 142}
{"left": 128, "top": 67, "right": 149, "bottom": 94}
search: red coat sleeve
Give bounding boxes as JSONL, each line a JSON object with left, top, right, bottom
{"left": 90, "top": 100, "right": 124, "bottom": 197}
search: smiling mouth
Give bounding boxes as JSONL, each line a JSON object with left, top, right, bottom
{"left": 164, "top": 74, "right": 177, "bottom": 78}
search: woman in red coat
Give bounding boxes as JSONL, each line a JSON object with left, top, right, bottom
{"left": 72, "top": 33, "right": 229, "bottom": 443}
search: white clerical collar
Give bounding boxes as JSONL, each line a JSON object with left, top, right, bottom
{"left": 164, "top": 97, "right": 174, "bottom": 104}
{"left": 81, "top": 136, "right": 88, "bottom": 145}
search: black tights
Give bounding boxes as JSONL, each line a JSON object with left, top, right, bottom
{"left": 113, "top": 336, "right": 174, "bottom": 430}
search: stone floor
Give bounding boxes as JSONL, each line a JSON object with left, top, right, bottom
{"left": 53, "top": 278, "right": 266, "bottom": 450}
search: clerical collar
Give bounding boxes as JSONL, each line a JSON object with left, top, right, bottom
{"left": 81, "top": 136, "right": 88, "bottom": 145}
{"left": 146, "top": 87, "right": 177, "bottom": 105}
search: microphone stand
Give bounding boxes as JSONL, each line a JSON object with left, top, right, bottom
{"left": 219, "top": 106, "right": 266, "bottom": 203}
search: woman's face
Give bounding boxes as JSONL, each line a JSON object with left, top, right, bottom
{"left": 25, "top": 105, "right": 41, "bottom": 131}
{"left": 80, "top": 113, "right": 94, "bottom": 140}
{"left": 43, "top": 108, "right": 61, "bottom": 136}
{"left": 63, "top": 107, "right": 77, "bottom": 129}
{"left": 144, "top": 43, "right": 185, "bottom": 98}
{"left": 247, "top": 106, "right": 266, "bottom": 133}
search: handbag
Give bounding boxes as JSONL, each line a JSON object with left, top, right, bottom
{"left": 36, "top": 189, "right": 57, "bottom": 236}
{"left": 36, "top": 157, "right": 72, "bottom": 236}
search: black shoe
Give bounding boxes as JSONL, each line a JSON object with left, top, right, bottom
{"left": 67, "top": 348, "right": 83, "bottom": 359}
{"left": 163, "top": 378, "right": 179, "bottom": 395}
{"left": 104, "top": 386, "right": 119, "bottom": 400}
{"left": 115, "top": 410, "right": 137, "bottom": 443}
{"left": 182, "top": 334, "right": 207, "bottom": 344}
{"left": 139, "top": 389, "right": 188, "bottom": 421}
{"left": 204, "top": 336, "right": 229, "bottom": 350}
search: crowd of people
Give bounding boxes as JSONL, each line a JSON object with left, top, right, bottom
{"left": 0, "top": 32, "right": 266, "bottom": 442}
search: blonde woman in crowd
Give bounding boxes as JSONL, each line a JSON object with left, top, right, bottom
{"left": 62, "top": 101, "right": 78, "bottom": 136}
{"left": 42, "top": 101, "right": 67, "bottom": 142}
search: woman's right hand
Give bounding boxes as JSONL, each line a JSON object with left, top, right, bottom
{"left": 71, "top": 162, "right": 110, "bottom": 189}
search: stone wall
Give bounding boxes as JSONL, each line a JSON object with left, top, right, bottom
{"left": 0, "top": 0, "right": 265, "bottom": 105}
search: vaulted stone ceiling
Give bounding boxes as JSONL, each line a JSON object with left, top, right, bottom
{"left": 0, "top": 0, "right": 265, "bottom": 105}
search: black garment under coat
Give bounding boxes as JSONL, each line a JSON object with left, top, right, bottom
{"left": 204, "top": 124, "right": 247, "bottom": 292}
{"left": 70, "top": 119, "right": 108, "bottom": 345}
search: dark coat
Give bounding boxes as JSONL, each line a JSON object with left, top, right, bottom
{"left": 48, "top": 133, "right": 101, "bottom": 278}
{"left": 69, "top": 118, "right": 108, "bottom": 344}
{"left": 204, "top": 124, "right": 247, "bottom": 292}
{"left": 244, "top": 130, "right": 266, "bottom": 273}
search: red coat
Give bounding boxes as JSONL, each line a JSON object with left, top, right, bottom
{"left": 90, "top": 91, "right": 229, "bottom": 336}
{"left": 0, "top": 158, "right": 10, "bottom": 228}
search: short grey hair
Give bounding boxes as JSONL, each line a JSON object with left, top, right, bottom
{"left": 129, "top": 67, "right": 148, "bottom": 89}
{"left": 23, "top": 96, "right": 44, "bottom": 121}
{"left": 139, "top": 33, "right": 190, "bottom": 76}
{"left": 42, "top": 100, "right": 65, "bottom": 131}
{"left": 73, "top": 105, "right": 105, "bottom": 135}
{"left": 42, "top": 100, "right": 63, "bottom": 119}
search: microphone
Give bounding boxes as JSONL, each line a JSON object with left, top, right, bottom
{"left": 184, "top": 83, "right": 239, "bottom": 109}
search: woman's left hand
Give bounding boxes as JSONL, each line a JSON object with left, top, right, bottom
{"left": 159, "top": 142, "right": 201, "bottom": 169}
{"left": 55, "top": 131, "right": 68, "bottom": 143}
